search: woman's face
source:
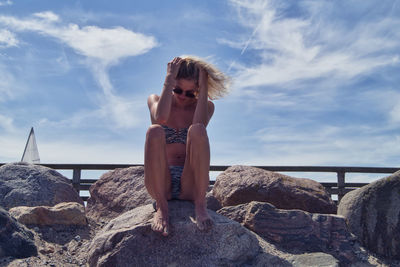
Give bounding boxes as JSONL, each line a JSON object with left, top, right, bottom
{"left": 173, "top": 79, "right": 198, "bottom": 105}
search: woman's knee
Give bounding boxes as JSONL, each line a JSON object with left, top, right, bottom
{"left": 146, "top": 124, "right": 165, "bottom": 142}
{"left": 188, "top": 123, "right": 208, "bottom": 141}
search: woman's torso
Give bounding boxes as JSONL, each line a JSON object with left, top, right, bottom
{"left": 161, "top": 102, "right": 196, "bottom": 166}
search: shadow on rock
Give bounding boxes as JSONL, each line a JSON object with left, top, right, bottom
{"left": 28, "top": 224, "right": 91, "bottom": 246}
{"left": 87, "top": 200, "right": 292, "bottom": 267}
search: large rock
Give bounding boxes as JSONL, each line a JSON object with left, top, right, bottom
{"left": 87, "top": 201, "right": 292, "bottom": 267}
{"left": 86, "top": 166, "right": 153, "bottom": 222}
{"left": 0, "top": 162, "right": 83, "bottom": 210}
{"left": 218, "top": 201, "right": 357, "bottom": 264}
{"left": 9, "top": 202, "right": 87, "bottom": 226}
{"left": 338, "top": 170, "right": 400, "bottom": 260}
{"left": 0, "top": 207, "right": 37, "bottom": 258}
{"left": 212, "top": 165, "right": 336, "bottom": 214}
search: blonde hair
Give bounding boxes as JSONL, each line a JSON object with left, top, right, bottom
{"left": 177, "top": 55, "right": 230, "bottom": 100}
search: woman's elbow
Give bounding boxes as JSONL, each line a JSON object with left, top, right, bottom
{"left": 154, "top": 114, "right": 168, "bottom": 125}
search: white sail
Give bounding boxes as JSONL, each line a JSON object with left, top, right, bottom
{"left": 21, "top": 127, "right": 40, "bottom": 164}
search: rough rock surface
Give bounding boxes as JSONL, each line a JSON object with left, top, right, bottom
{"left": 206, "top": 190, "right": 222, "bottom": 211}
{"left": 0, "top": 207, "right": 37, "bottom": 258}
{"left": 9, "top": 202, "right": 87, "bottom": 226}
{"left": 0, "top": 162, "right": 83, "bottom": 210}
{"left": 212, "top": 165, "right": 336, "bottom": 214}
{"left": 86, "top": 166, "right": 153, "bottom": 222}
{"left": 87, "top": 200, "right": 293, "bottom": 267}
{"left": 338, "top": 170, "right": 400, "bottom": 260}
{"left": 218, "top": 201, "right": 357, "bottom": 264}
{"left": 288, "top": 252, "right": 339, "bottom": 267}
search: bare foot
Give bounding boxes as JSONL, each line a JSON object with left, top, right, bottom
{"left": 195, "top": 204, "right": 213, "bottom": 231}
{"left": 152, "top": 203, "right": 169, "bottom": 236}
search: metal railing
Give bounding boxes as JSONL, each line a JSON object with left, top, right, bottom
{"left": 1, "top": 163, "right": 399, "bottom": 202}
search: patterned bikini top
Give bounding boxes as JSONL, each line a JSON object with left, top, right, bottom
{"left": 161, "top": 125, "right": 188, "bottom": 144}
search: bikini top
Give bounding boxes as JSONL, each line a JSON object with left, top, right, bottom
{"left": 161, "top": 125, "right": 188, "bottom": 144}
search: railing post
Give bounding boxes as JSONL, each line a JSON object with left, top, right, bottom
{"left": 72, "top": 168, "right": 81, "bottom": 194}
{"left": 337, "top": 171, "right": 345, "bottom": 202}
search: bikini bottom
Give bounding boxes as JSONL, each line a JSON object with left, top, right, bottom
{"left": 169, "top": 165, "right": 184, "bottom": 200}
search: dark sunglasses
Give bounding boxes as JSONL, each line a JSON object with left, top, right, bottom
{"left": 173, "top": 88, "right": 196, "bottom": 98}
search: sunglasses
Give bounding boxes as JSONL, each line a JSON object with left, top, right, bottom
{"left": 173, "top": 88, "right": 196, "bottom": 98}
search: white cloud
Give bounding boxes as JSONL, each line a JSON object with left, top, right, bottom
{"left": 0, "top": 11, "right": 158, "bottom": 129}
{"left": 0, "top": 29, "right": 18, "bottom": 47}
{"left": 214, "top": 0, "right": 400, "bottom": 168}
{"left": 225, "top": 0, "right": 400, "bottom": 89}
{"left": 89, "top": 62, "right": 148, "bottom": 128}
{"left": 0, "top": 12, "right": 157, "bottom": 65}
{"left": 33, "top": 11, "right": 60, "bottom": 22}
{"left": 57, "top": 24, "right": 156, "bottom": 66}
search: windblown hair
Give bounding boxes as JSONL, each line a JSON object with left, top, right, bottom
{"left": 176, "top": 55, "right": 230, "bottom": 100}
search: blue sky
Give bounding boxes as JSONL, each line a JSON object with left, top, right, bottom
{"left": 1, "top": 0, "right": 399, "bottom": 177}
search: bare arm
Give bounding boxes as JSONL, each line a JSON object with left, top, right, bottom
{"left": 148, "top": 57, "right": 182, "bottom": 124}
{"left": 193, "top": 68, "right": 215, "bottom": 126}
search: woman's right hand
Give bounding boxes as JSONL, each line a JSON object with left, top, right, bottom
{"left": 165, "top": 57, "right": 182, "bottom": 87}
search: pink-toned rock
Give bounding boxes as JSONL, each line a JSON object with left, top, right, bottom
{"left": 87, "top": 201, "right": 290, "bottom": 267}
{"left": 9, "top": 202, "right": 87, "bottom": 226}
{"left": 86, "top": 166, "right": 153, "bottom": 222}
{"left": 212, "top": 165, "right": 336, "bottom": 214}
{"left": 218, "top": 201, "right": 357, "bottom": 264}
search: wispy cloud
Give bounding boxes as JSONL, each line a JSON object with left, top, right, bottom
{"left": 0, "top": 11, "right": 158, "bottom": 128}
{"left": 224, "top": 0, "right": 400, "bottom": 89}
{"left": 217, "top": 0, "right": 400, "bottom": 166}
{"left": 0, "top": 29, "right": 18, "bottom": 47}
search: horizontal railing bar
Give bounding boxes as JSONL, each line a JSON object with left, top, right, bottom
{"left": 80, "top": 179, "right": 99, "bottom": 183}
{"left": 1, "top": 163, "right": 398, "bottom": 174}
{"left": 345, "top": 183, "right": 369, "bottom": 187}
{"left": 74, "top": 180, "right": 371, "bottom": 188}
{"left": 75, "top": 180, "right": 368, "bottom": 189}
{"left": 249, "top": 166, "right": 399, "bottom": 173}
{"left": 80, "top": 184, "right": 91, "bottom": 191}
{"left": 39, "top": 163, "right": 144, "bottom": 170}
{"left": 320, "top": 182, "right": 337, "bottom": 187}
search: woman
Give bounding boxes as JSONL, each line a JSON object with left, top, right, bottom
{"left": 144, "top": 56, "right": 229, "bottom": 236}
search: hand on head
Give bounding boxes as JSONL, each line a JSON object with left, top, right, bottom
{"left": 165, "top": 57, "right": 183, "bottom": 85}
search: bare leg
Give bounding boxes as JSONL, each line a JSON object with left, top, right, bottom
{"left": 180, "top": 123, "right": 213, "bottom": 231}
{"left": 144, "top": 125, "right": 171, "bottom": 236}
